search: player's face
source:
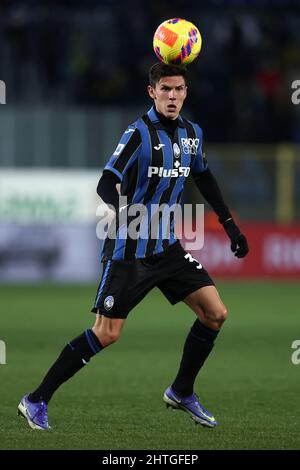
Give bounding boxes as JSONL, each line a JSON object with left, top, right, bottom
{"left": 148, "top": 76, "right": 187, "bottom": 120}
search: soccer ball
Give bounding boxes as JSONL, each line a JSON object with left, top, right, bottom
{"left": 153, "top": 18, "right": 202, "bottom": 66}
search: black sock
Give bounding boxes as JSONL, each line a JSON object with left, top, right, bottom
{"left": 28, "top": 329, "right": 103, "bottom": 404}
{"left": 172, "top": 319, "right": 219, "bottom": 397}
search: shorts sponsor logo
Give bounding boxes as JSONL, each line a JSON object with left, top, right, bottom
{"left": 104, "top": 295, "right": 114, "bottom": 311}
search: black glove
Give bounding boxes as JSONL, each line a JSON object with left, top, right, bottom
{"left": 222, "top": 218, "right": 249, "bottom": 258}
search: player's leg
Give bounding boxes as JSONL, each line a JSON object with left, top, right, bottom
{"left": 164, "top": 286, "right": 227, "bottom": 427}
{"left": 171, "top": 285, "right": 227, "bottom": 396}
{"left": 28, "top": 315, "right": 125, "bottom": 403}
{"left": 92, "top": 312, "right": 126, "bottom": 347}
{"left": 18, "top": 314, "right": 125, "bottom": 430}
{"left": 157, "top": 244, "right": 227, "bottom": 426}
{"left": 18, "top": 257, "right": 154, "bottom": 430}
{"left": 184, "top": 285, "right": 228, "bottom": 330}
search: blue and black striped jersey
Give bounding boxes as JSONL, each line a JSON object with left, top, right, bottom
{"left": 101, "top": 106, "right": 207, "bottom": 261}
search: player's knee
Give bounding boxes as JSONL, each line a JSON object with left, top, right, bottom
{"left": 103, "top": 331, "right": 121, "bottom": 347}
{"left": 205, "top": 305, "right": 228, "bottom": 326}
{"left": 92, "top": 326, "right": 121, "bottom": 347}
{"left": 221, "top": 306, "right": 228, "bottom": 323}
{"left": 215, "top": 306, "right": 228, "bottom": 325}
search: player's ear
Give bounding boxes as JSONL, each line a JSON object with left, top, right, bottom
{"left": 148, "top": 85, "right": 156, "bottom": 99}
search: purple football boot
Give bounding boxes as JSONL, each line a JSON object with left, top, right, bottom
{"left": 18, "top": 394, "right": 51, "bottom": 431}
{"left": 163, "top": 386, "right": 217, "bottom": 428}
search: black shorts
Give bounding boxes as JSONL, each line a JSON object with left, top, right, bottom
{"left": 91, "top": 241, "right": 214, "bottom": 318}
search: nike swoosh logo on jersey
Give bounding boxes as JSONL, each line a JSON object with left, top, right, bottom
{"left": 125, "top": 128, "right": 135, "bottom": 133}
{"left": 154, "top": 144, "right": 165, "bottom": 150}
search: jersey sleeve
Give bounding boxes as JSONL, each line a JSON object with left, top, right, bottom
{"left": 190, "top": 124, "right": 208, "bottom": 174}
{"left": 104, "top": 127, "right": 142, "bottom": 181}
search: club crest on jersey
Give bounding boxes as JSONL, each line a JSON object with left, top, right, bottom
{"left": 173, "top": 142, "right": 181, "bottom": 158}
{"left": 181, "top": 138, "right": 199, "bottom": 155}
{"left": 104, "top": 295, "right": 114, "bottom": 311}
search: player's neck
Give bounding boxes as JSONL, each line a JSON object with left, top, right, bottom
{"left": 155, "top": 108, "right": 179, "bottom": 135}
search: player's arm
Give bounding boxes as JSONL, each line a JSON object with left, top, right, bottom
{"left": 96, "top": 127, "right": 141, "bottom": 212}
{"left": 192, "top": 168, "right": 248, "bottom": 258}
{"left": 191, "top": 126, "right": 249, "bottom": 258}
{"left": 97, "top": 170, "right": 120, "bottom": 212}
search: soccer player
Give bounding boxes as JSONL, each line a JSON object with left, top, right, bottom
{"left": 18, "top": 63, "right": 248, "bottom": 430}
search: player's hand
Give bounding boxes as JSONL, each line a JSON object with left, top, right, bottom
{"left": 222, "top": 218, "right": 249, "bottom": 258}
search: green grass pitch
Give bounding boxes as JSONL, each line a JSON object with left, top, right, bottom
{"left": 0, "top": 281, "right": 299, "bottom": 450}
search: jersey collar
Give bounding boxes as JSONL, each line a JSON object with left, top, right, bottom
{"left": 147, "top": 106, "right": 185, "bottom": 129}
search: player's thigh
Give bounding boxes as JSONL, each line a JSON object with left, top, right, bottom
{"left": 92, "top": 259, "right": 156, "bottom": 318}
{"left": 184, "top": 286, "right": 228, "bottom": 325}
{"left": 157, "top": 243, "right": 215, "bottom": 306}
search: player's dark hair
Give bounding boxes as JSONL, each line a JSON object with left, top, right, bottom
{"left": 149, "top": 62, "right": 188, "bottom": 87}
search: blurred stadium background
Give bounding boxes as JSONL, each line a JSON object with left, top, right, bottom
{"left": 0, "top": 0, "right": 300, "bottom": 450}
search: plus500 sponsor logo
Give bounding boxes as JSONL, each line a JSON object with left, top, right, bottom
{"left": 148, "top": 166, "right": 190, "bottom": 177}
